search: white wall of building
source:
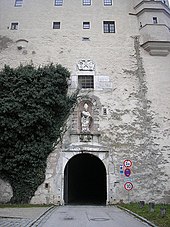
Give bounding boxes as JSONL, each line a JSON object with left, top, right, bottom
{"left": 0, "top": 0, "right": 170, "bottom": 204}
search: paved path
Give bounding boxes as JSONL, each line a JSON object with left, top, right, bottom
{"left": 0, "top": 207, "right": 50, "bottom": 227}
{"left": 33, "top": 206, "right": 150, "bottom": 227}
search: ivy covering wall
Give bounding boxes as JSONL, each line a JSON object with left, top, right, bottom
{"left": 0, "top": 64, "right": 77, "bottom": 203}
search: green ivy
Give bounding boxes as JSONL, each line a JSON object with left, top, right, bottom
{"left": 0, "top": 63, "right": 78, "bottom": 203}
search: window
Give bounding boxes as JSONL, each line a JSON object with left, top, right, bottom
{"left": 78, "top": 75, "right": 94, "bottom": 89}
{"left": 15, "top": 0, "right": 23, "bottom": 7}
{"left": 83, "top": 0, "right": 91, "bottom": 6}
{"left": 45, "top": 183, "right": 49, "bottom": 189}
{"left": 83, "top": 22, "right": 90, "bottom": 29}
{"left": 55, "top": 0, "right": 63, "bottom": 6}
{"left": 53, "top": 22, "right": 60, "bottom": 29}
{"left": 153, "top": 17, "right": 158, "bottom": 24}
{"left": 104, "top": 0, "right": 112, "bottom": 6}
{"left": 102, "top": 107, "right": 108, "bottom": 116}
{"left": 103, "top": 21, "right": 115, "bottom": 33}
{"left": 82, "top": 37, "right": 90, "bottom": 41}
{"left": 11, "top": 22, "right": 19, "bottom": 30}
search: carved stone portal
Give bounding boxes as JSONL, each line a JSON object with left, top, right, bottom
{"left": 77, "top": 60, "right": 95, "bottom": 71}
{"left": 79, "top": 134, "right": 92, "bottom": 142}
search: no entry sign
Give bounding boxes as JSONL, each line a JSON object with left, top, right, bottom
{"left": 123, "top": 160, "right": 132, "bottom": 168}
{"left": 124, "top": 182, "right": 133, "bottom": 191}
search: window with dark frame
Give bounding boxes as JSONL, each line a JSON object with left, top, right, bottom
{"left": 83, "top": 0, "right": 91, "bottom": 6}
{"left": 53, "top": 22, "right": 61, "bottom": 29}
{"left": 78, "top": 75, "right": 94, "bottom": 89}
{"left": 103, "top": 21, "right": 115, "bottom": 33}
{"left": 55, "top": 0, "right": 63, "bottom": 6}
{"left": 153, "top": 17, "right": 158, "bottom": 24}
{"left": 15, "top": 0, "right": 23, "bottom": 7}
{"left": 11, "top": 22, "right": 19, "bottom": 30}
{"left": 104, "top": 0, "right": 112, "bottom": 6}
{"left": 83, "top": 22, "right": 90, "bottom": 29}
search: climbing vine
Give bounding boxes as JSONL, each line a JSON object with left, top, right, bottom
{"left": 0, "top": 63, "right": 78, "bottom": 203}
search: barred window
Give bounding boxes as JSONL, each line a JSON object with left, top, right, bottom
{"left": 83, "top": 22, "right": 90, "bottom": 29}
{"left": 15, "top": 0, "right": 23, "bottom": 7}
{"left": 11, "top": 22, "right": 19, "bottom": 30}
{"left": 103, "top": 21, "right": 115, "bottom": 33}
{"left": 83, "top": 0, "right": 91, "bottom": 6}
{"left": 55, "top": 0, "right": 63, "bottom": 6}
{"left": 53, "top": 22, "right": 60, "bottom": 29}
{"left": 104, "top": 0, "right": 112, "bottom": 6}
{"left": 78, "top": 75, "right": 94, "bottom": 89}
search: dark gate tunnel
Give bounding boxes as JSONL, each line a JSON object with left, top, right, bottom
{"left": 64, "top": 153, "right": 107, "bottom": 205}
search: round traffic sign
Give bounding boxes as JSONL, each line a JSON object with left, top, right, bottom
{"left": 124, "top": 168, "right": 131, "bottom": 177}
{"left": 123, "top": 160, "right": 132, "bottom": 168}
{"left": 124, "top": 182, "right": 133, "bottom": 191}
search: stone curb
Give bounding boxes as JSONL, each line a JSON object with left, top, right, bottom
{"left": 27, "top": 205, "right": 56, "bottom": 227}
{"left": 116, "top": 205, "right": 158, "bottom": 227}
{"left": 0, "top": 216, "right": 24, "bottom": 219}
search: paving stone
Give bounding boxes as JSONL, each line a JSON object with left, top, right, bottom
{"left": 0, "top": 217, "right": 32, "bottom": 227}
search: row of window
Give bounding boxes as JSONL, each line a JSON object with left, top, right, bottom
{"left": 15, "top": 0, "right": 169, "bottom": 7}
{"left": 81, "top": 0, "right": 112, "bottom": 6}
{"left": 10, "top": 16, "right": 161, "bottom": 32}
{"left": 10, "top": 21, "right": 116, "bottom": 33}
{"left": 15, "top": 0, "right": 113, "bottom": 7}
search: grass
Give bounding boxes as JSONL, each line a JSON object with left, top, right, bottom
{"left": 119, "top": 203, "right": 170, "bottom": 227}
{"left": 0, "top": 204, "right": 52, "bottom": 208}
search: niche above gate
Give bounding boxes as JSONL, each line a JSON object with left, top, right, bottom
{"left": 70, "top": 96, "right": 101, "bottom": 143}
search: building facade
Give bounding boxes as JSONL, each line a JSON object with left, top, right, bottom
{"left": 0, "top": 0, "right": 170, "bottom": 204}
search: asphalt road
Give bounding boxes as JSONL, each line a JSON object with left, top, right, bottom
{"left": 36, "top": 206, "right": 150, "bottom": 227}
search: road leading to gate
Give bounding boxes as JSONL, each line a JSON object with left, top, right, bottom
{"left": 33, "top": 206, "right": 150, "bottom": 227}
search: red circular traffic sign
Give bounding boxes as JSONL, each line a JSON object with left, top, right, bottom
{"left": 123, "top": 160, "right": 132, "bottom": 168}
{"left": 124, "top": 182, "right": 133, "bottom": 191}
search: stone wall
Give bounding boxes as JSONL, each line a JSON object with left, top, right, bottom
{"left": 0, "top": 0, "right": 170, "bottom": 204}
{"left": 0, "top": 179, "right": 13, "bottom": 203}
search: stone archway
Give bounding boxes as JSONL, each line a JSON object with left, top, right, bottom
{"left": 64, "top": 153, "right": 107, "bottom": 205}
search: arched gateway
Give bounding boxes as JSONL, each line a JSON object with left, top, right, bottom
{"left": 64, "top": 153, "right": 107, "bottom": 205}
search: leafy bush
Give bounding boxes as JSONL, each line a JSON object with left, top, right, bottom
{"left": 0, "top": 63, "right": 77, "bottom": 203}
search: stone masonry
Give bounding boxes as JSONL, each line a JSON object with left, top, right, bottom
{"left": 0, "top": 0, "right": 170, "bottom": 204}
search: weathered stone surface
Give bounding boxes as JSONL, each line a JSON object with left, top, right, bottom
{"left": 0, "top": 0, "right": 170, "bottom": 205}
{"left": 0, "top": 179, "right": 13, "bottom": 203}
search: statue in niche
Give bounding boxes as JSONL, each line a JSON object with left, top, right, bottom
{"left": 81, "top": 103, "right": 92, "bottom": 133}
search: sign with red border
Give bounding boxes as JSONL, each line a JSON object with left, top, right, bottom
{"left": 124, "top": 168, "right": 131, "bottom": 177}
{"left": 123, "top": 160, "right": 132, "bottom": 168}
{"left": 124, "top": 182, "right": 133, "bottom": 191}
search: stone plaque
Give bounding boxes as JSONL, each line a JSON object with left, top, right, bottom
{"left": 77, "top": 60, "right": 95, "bottom": 71}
